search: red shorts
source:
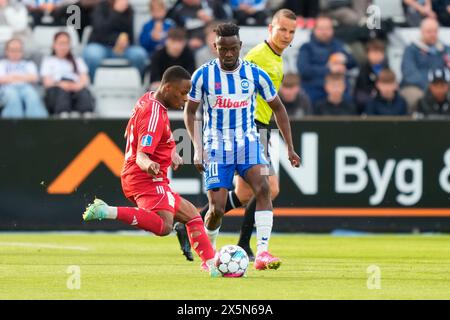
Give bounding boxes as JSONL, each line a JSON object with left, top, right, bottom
{"left": 124, "top": 183, "right": 181, "bottom": 215}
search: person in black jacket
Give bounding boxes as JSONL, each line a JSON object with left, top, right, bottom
{"left": 82, "top": 0, "right": 148, "bottom": 79}
{"left": 417, "top": 68, "right": 450, "bottom": 117}
{"left": 149, "top": 28, "right": 196, "bottom": 90}
{"left": 364, "top": 69, "right": 408, "bottom": 116}
{"left": 315, "top": 72, "right": 357, "bottom": 115}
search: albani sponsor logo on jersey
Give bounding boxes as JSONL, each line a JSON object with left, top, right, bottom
{"left": 213, "top": 96, "right": 249, "bottom": 109}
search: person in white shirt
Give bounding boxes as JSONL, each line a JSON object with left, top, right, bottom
{"left": 0, "top": 38, "right": 47, "bottom": 118}
{"left": 41, "top": 31, "right": 94, "bottom": 118}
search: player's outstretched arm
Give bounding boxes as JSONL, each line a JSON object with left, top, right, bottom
{"left": 184, "top": 100, "right": 205, "bottom": 172}
{"left": 136, "top": 151, "right": 161, "bottom": 176}
{"left": 268, "top": 96, "right": 301, "bottom": 168}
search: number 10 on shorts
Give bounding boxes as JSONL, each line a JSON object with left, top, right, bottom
{"left": 208, "top": 162, "right": 219, "bottom": 177}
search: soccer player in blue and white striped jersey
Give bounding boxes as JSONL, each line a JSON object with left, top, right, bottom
{"left": 184, "top": 23, "right": 300, "bottom": 270}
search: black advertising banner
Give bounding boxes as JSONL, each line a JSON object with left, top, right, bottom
{"left": 1, "top": 119, "right": 449, "bottom": 232}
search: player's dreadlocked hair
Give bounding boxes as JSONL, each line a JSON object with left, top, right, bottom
{"left": 214, "top": 22, "right": 240, "bottom": 38}
{"left": 161, "top": 66, "right": 191, "bottom": 85}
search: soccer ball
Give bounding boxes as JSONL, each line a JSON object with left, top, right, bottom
{"left": 214, "top": 245, "right": 249, "bottom": 278}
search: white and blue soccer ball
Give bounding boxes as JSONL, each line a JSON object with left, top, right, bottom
{"left": 214, "top": 245, "right": 249, "bottom": 277}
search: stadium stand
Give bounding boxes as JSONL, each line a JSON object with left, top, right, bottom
{"left": 93, "top": 64, "right": 144, "bottom": 118}
{"left": 372, "top": 0, "right": 406, "bottom": 24}
{"left": 32, "top": 25, "right": 81, "bottom": 56}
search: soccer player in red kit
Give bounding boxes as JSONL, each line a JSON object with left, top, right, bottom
{"left": 83, "top": 66, "right": 219, "bottom": 276}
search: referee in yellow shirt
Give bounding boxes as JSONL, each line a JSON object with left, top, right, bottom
{"left": 175, "top": 9, "right": 299, "bottom": 261}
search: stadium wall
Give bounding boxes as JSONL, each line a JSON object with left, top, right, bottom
{"left": 1, "top": 119, "right": 450, "bottom": 233}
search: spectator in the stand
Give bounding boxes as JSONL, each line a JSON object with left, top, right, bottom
{"left": 0, "top": 38, "right": 47, "bottom": 118}
{"left": 195, "top": 21, "right": 220, "bottom": 67}
{"left": 403, "top": 0, "right": 436, "bottom": 27}
{"left": 83, "top": 0, "right": 148, "bottom": 80}
{"left": 417, "top": 68, "right": 450, "bottom": 117}
{"left": 168, "top": 0, "right": 214, "bottom": 50}
{"left": 23, "top": 0, "right": 68, "bottom": 26}
{"left": 42, "top": 31, "right": 94, "bottom": 118}
{"left": 207, "top": 0, "right": 233, "bottom": 20}
{"left": 0, "top": 0, "right": 35, "bottom": 56}
{"left": 139, "top": 0, "right": 175, "bottom": 58}
{"left": 354, "top": 39, "right": 389, "bottom": 113}
{"left": 320, "top": 0, "right": 369, "bottom": 26}
{"left": 364, "top": 69, "right": 408, "bottom": 116}
{"left": 58, "top": 0, "right": 102, "bottom": 39}
{"left": 149, "top": 28, "right": 195, "bottom": 90}
{"left": 315, "top": 73, "right": 357, "bottom": 115}
{"left": 284, "top": 0, "right": 319, "bottom": 17}
{"left": 230, "top": 0, "right": 268, "bottom": 26}
{"left": 433, "top": 0, "right": 450, "bottom": 26}
{"left": 400, "top": 18, "right": 450, "bottom": 112}
{"left": 297, "top": 15, "right": 357, "bottom": 106}
{"left": 279, "top": 73, "right": 312, "bottom": 119}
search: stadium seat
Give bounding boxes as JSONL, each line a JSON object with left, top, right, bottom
{"left": 372, "top": 0, "right": 406, "bottom": 24}
{"left": 129, "top": 0, "right": 151, "bottom": 42}
{"left": 32, "top": 26, "right": 81, "bottom": 56}
{"left": 80, "top": 26, "right": 93, "bottom": 50}
{"left": 0, "top": 26, "right": 13, "bottom": 43}
{"left": 93, "top": 66, "right": 144, "bottom": 118}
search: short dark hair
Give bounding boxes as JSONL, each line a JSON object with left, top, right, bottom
{"left": 215, "top": 22, "right": 240, "bottom": 38}
{"left": 366, "top": 39, "right": 385, "bottom": 52}
{"left": 377, "top": 69, "right": 397, "bottom": 83}
{"left": 325, "top": 72, "right": 345, "bottom": 83}
{"left": 161, "top": 66, "right": 191, "bottom": 85}
{"left": 167, "top": 27, "right": 187, "bottom": 41}
{"left": 273, "top": 9, "right": 297, "bottom": 22}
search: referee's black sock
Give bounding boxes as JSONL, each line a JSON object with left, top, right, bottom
{"left": 237, "top": 196, "right": 256, "bottom": 250}
{"left": 199, "top": 191, "right": 242, "bottom": 221}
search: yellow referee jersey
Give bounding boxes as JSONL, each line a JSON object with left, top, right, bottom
{"left": 244, "top": 41, "right": 283, "bottom": 125}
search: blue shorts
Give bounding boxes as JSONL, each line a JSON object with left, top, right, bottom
{"left": 203, "top": 139, "right": 269, "bottom": 191}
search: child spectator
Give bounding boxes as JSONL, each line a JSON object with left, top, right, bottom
{"left": 315, "top": 73, "right": 356, "bottom": 115}
{"left": 354, "top": 39, "right": 389, "bottom": 113}
{"left": 149, "top": 28, "right": 195, "bottom": 90}
{"left": 230, "top": 0, "right": 268, "bottom": 26}
{"left": 365, "top": 69, "right": 408, "bottom": 116}
{"left": 41, "top": 31, "right": 94, "bottom": 118}
{"left": 139, "top": 0, "right": 175, "bottom": 58}
{"left": 279, "top": 73, "right": 312, "bottom": 119}
{"left": 417, "top": 68, "right": 450, "bottom": 117}
{"left": 83, "top": 0, "right": 148, "bottom": 79}
{"left": 0, "top": 38, "right": 47, "bottom": 118}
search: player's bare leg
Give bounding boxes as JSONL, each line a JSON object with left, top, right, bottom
{"left": 204, "top": 188, "right": 228, "bottom": 249}
{"left": 175, "top": 197, "right": 220, "bottom": 276}
{"left": 244, "top": 165, "right": 281, "bottom": 270}
{"left": 83, "top": 199, "right": 174, "bottom": 236}
{"left": 175, "top": 189, "right": 243, "bottom": 261}
{"left": 235, "top": 175, "right": 280, "bottom": 260}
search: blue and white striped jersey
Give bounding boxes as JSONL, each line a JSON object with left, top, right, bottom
{"left": 189, "top": 58, "right": 277, "bottom": 155}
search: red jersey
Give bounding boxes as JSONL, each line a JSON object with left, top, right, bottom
{"left": 121, "top": 92, "right": 175, "bottom": 198}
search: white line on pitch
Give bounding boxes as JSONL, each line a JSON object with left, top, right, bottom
{"left": 0, "top": 242, "right": 89, "bottom": 251}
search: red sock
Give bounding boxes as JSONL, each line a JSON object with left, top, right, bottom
{"left": 186, "top": 216, "right": 215, "bottom": 263}
{"left": 117, "top": 207, "right": 164, "bottom": 235}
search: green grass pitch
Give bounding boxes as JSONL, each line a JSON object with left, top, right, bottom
{"left": 0, "top": 233, "right": 449, "bottom": 299}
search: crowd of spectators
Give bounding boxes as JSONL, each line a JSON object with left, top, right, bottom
{"left": 0, "top": 0, "right": 449, "bottom": 119}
